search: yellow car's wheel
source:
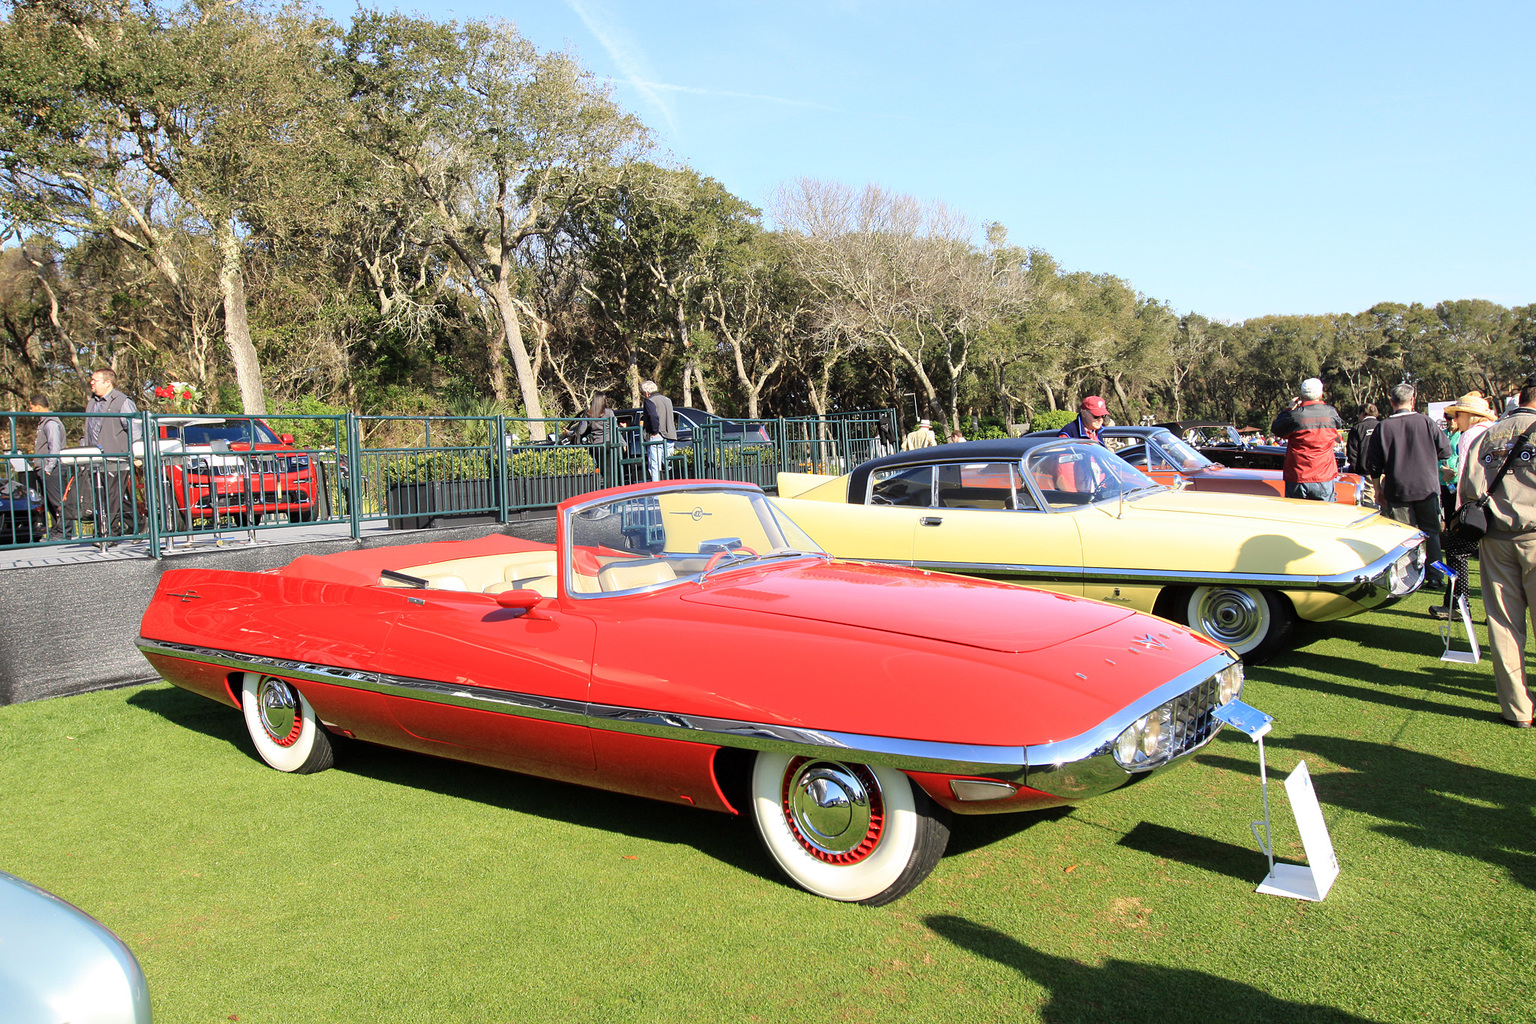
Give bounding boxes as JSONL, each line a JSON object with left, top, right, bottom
{"left": 1181, "top": 586, "right": 1294, "bottom": 661}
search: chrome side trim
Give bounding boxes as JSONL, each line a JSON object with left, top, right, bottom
{"left": 138, "top": 638, "right": 1238, "bottom": 795}
{"left": 905, "top": 537, "right": 1425, "bottom": 599}
{"left": 136, "top": 637, "right": 1025, "bottom": 775}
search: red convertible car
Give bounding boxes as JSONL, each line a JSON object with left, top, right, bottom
{"left": 137, "top": 481, "right": 1245, "bottom": 904}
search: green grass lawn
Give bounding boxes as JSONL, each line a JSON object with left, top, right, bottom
{"left": 3, "top": 580, "right": 1534, "bottom": 1023}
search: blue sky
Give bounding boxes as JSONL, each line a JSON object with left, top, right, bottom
{"left": 319, "top": 1, "right": 1535, "bottom": 323}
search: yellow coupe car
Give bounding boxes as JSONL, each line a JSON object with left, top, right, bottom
{"left": 775, "top": 437, "right": 1427, "bottom": 660}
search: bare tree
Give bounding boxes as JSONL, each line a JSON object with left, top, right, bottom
{"left": 773, "top": 180, "right": 1027, "bottom": 431}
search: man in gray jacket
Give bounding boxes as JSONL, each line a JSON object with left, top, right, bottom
{"left": 83, "top": 368, "right": 142, "bottom": 536}
{"left": 1460, "top": 377, "right": 1536, "bottom": 728}
{"left": 640, "top": 380, "right": 676, "bottom": 482}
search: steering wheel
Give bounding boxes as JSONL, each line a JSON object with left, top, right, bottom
{"left": 704, "top": 545, "right": 758, "bottom": 572}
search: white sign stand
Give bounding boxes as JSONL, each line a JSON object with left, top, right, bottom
{"left": 1430, "top": 560, "right": 1481, "bottom": 664}
{"left": 1213, "top": 700, "right": 1340, "bottom": 902}
{"left": 1254, "top": 761, "right": 1340, "bottom": 901}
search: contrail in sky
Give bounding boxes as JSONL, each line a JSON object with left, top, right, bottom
{"left": 562, "top": 0, "right": 678, "bottom": 137}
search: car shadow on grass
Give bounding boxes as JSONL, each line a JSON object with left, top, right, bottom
{"left": 1198, "top": 733, "right": 1536, "bottom": 892}
{"left": 1288, "top": 612, "right": 1451, "bottom": 661}
{"left": 1251, "top": 660, "right": 1495, "bottom": 724}
{"left": 127, "top": 683, "right": 780, "bottom": 886}
{"left": 945, "top": 805, "right": 1074, "bottom": 856}
{"left": 923, "top": 915, "right": 1387, "bottom": 1023}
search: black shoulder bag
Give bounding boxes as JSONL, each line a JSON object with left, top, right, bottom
{"left": 1444, "top": 421, "right": 1536, "bottom": 549}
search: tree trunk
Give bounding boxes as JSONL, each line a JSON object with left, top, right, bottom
{"left": 217, "top": 222, "right": 267, "bottom": 415}
{"left": 487, "top": 332, "right": 507, "bottom": 403}
{"left": 494, "top": 274, "right": 545, "bottom": 438}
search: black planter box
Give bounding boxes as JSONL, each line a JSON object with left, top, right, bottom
{"left": 509, "top": 472, "right": 602, "bottom": 508}
{"left": 385, "top": 478, "right": 500, "bottom": 530}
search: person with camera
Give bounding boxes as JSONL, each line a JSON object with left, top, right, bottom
{"left": 1269, "top": 377, "right": 1343, "bottom": 500}
{"left": 1459, "top": 379, "right": 1536, "bottom": 728}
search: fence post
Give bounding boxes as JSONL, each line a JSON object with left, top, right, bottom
{"left": 347, "top": 413, "right": 361, "bottom": 541}
{"left": 496, "top": 415, "right": 509, "bottom": 523}
{"left": 143, "top": 410, "right": 162, "bottom": 558}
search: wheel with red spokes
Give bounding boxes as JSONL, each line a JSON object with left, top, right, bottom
{"left": 239, "top": 672, "right": 335, "bottom": 774}
{"left": 750, "top": 751, "right": 949, "bottom": 905}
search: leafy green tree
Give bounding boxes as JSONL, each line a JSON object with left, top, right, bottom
{"left": 1, "top": 0, "right": 350, "bottom": 413}
{"left": 344, "top": 12, "right": 648, "bottom": 436}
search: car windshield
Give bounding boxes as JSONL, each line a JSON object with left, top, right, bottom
{"left": 1021, "top": 443, "right": 1161, "bottom": 508}
{"left": 177, "top": 421, "right": 279, "bottom": 446}
{"left": 1184, "top": 425, "right": 1242, "bottom": 447}
{"left": 565, "top": 486, "right": 824, "bottom": 595}
{"left": 1148, "top": 432, "right": 1216, "bottom": 472}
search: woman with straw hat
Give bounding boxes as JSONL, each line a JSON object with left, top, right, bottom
{"left": 1434, "top": 391, "right": 1498, "bottom": 618}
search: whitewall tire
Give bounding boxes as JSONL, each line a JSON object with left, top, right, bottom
{"left": 1181, "top": 586, "right": 1294, "bottom": 661}
{"left": 750, "top": 751, "right": 949, "bottom": 905}
{"left": 239, "top": 672, "right": 335, "bottom": 774}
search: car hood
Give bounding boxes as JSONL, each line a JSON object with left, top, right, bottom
{"left": 679, "top": 559, "right": 1138, "bottom": 653}
{"left": 1186, "top": 464, "right": 1280, "bottom": 483}
{"left": 1123, "top": 488, "right": 1378, "bottom": 528}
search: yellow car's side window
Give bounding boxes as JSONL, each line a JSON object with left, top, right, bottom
{"left": 870, "top": 466, "right": 934, "bottom": 506}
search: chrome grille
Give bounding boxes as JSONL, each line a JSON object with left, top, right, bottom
{"left": 1166, "top": 675, "right": 1222, "bottom": 759}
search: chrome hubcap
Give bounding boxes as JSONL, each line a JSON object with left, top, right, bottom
{"left": 1195, "top": 588, "right": 1265, "bottom": 646}
{"left": 257, "top": 677, "right": 302, "bottom": 746}
{"left": 783, "top": 759, "right": 883, "bottom": 861}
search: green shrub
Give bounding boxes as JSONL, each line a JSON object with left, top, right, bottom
{"left": 717, "top": 443, "right": 777, "bottom": 467}
{"left": 1030, "top": 408, "right": 1076, "bottom": 433}
{"left": 380, "top": 450, "right": 493, "bottom": 484}
{"left": 508, "top": 445, "right": 598, "bottom": 476}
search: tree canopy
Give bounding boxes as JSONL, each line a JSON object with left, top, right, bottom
{"left": 3, "top": 0, "right": 1530, "bottom": 432}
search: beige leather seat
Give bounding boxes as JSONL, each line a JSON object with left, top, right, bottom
{"left": 597, "top": 560, "right": 677, "bottom": 592}
{"left": 484, "top": 576, "right": 557, "bottom": 599}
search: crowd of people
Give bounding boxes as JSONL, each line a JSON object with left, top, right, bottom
{"left": 1031, "top": 379, "right": 1535, "bottom": 730}
{"left": 1264, "top": 375, "right": 1534, "bottom": 729}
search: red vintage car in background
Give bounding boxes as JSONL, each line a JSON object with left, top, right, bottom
{"left": 155, "top": 416, "right": 323, "bottom": 525}
{"left": 137, "top": 480, "right": 1246, "bottom": 904}
{"left": 1103, "top": 426, "right": 1364, "bottom": 504}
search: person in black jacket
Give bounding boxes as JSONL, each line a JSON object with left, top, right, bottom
{"left": 1364, "top": 383, "right": 1450, "bottom": 583}
{"left": 640, "top": 380, "right": 676, "bottom": 481}
{"left": 1346, "top": 403, "right": 1379, "bottom": 507}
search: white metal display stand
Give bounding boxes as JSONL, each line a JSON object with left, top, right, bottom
{"left": 1213, "top": 700, "right": 1340, "bottom": 902}
{"left": 1431, "top": 561, "right": 1481, "bottom": 665}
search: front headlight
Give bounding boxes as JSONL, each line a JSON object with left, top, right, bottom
{"left": 1216, "top": 662, "right": 1244, "bottom": 704}
{"left": 1115, "top": 707, "right": 1173, "bottom": 768}
{"left": 1389, "top": 546, "right": 1427, "bottom": 597}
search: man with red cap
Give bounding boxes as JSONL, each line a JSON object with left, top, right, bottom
{"left": 1057, "top": 396, "right": 1109, "bottom": 445}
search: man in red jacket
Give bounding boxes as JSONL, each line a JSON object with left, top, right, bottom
{"left": 1269, "top": 377, "right": 1343, "bottom": 500}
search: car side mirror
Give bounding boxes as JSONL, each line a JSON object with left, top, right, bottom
{"left": 495, "top": 589, "right": 548, "bottom": 618}
{"left": 280, "top": 434, "right": 295, "bottom": 444}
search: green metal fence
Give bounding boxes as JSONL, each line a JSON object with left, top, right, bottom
{"left": 0, "top": 408, "right": 893, "bottom": 556}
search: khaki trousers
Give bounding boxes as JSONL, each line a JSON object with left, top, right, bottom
{"left": 1479, "top": 533, "right": 1536, "bottom": 724}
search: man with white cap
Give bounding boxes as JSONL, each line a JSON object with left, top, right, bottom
{"left": 902, "top": 418, "right": 937, "bottom": 450}
{"left": 1269, "top": 376, "right": 1344, "bottom": 500}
